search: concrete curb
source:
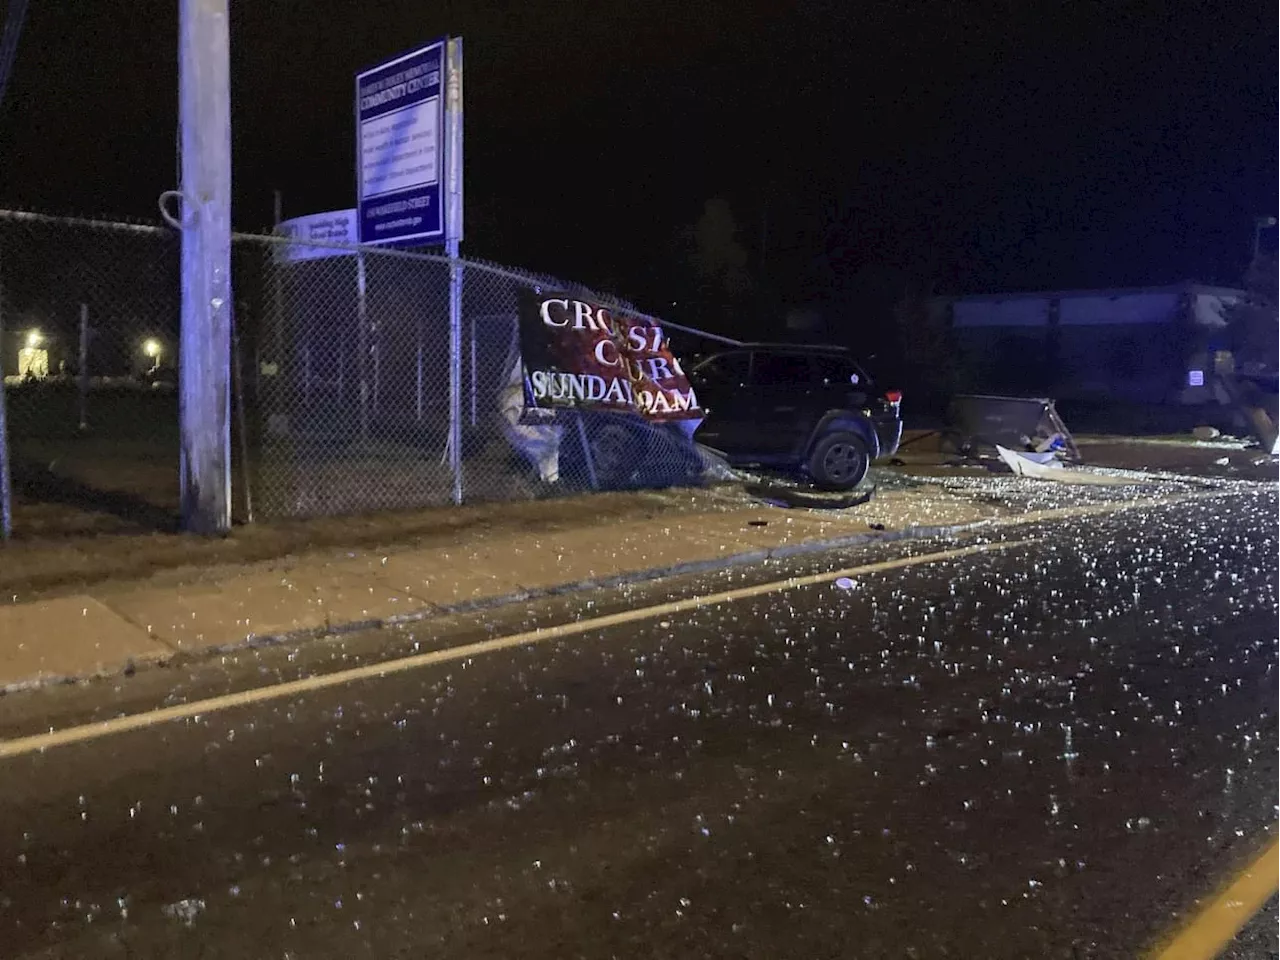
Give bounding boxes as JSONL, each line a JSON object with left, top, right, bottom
{"left": 1, "top": 485, "right": 1257, "bottom": 695}
{"left": 369, "top": 486, "right": 1248, "bottom": 639}
{"left": 406, "top": 523, "right": 972, "bottom": 617}
{"left": 207, "top": 526, "right": 956, "bottom": 657}
{"left": 0, "top": 520, "right": 981, "bottom": 695}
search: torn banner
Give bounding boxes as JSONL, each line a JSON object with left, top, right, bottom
{"left": 517, "top": 291, "right": 703, "bottom": 428}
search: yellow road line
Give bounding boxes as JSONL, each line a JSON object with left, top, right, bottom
{"left": 1151, "top": 833, "right": 1279, "bottom": 960}
{"left": 0, "top": 538, "right": 1027, "bottom": 761}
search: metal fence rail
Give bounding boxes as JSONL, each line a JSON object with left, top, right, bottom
{"left": 0, "top": 211, "right": 740, "bottom": 537}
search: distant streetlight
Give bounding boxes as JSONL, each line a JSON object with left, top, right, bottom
{"left": 1254, "top": 216, "right": 1278, "bottom": 261}
{"left": 24, "top": 328, "right": 42, "bottom": 349}
{"left": 143, "top": 338, "right": 162, "bottom": 373}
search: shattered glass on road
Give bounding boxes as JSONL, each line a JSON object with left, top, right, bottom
{"left": 0, "top": 492, "right": 1275, "bottom": 958}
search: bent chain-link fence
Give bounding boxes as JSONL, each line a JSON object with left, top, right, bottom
{"left": 0, "top": 210, "right": 739, "bottom": 537}
{"left": 245, "top": 233, "right": 737, "bottom": 520}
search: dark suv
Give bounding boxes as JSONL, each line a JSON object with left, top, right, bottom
{"left": 688, "top": 344, "right": 902, "bottom": 490}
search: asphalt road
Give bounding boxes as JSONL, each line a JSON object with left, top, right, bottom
{"left": 0, "top": 490, "right": 1275, "bottom": 959}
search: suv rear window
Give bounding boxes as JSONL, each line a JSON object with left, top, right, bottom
{"left": 750, "top": 352, "right": 815, "bottom": 385}
{"left": 695, "top": 352, "right": 752, "bottom": 384}
{"left": 810, "top": 353, "right": 870, "bottom": 386}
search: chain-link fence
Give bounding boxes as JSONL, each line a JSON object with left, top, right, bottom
{"left": 247, "top": 232, "right": 738, "bottom": 519}
{"left": 0, "top": 210, "right": 186, "bottom": 537}
{"left": 0, "top": 211, "right": 739, "bottom": 537}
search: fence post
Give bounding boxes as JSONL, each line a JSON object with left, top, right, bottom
{"left": 231, "top": 309, "right": 253, "bottom": 523}
{"left": 448, "top": 257, "right": 462, "bottom": 504}
{"left": 469, "top": 311, "right": 477, "bottom": 427}
{"left": 356, "top": 251, "right": 369, "bottom": 442}
{"left": 269, "top": 190, "right": 283, "bottom": 421}
{"left": 415, "top": 327, "right": 424, "bottom": 424}
{"left": 77, "top": 303, "right": 89, "bottom": 432}
{"left": 0, "top": 262, "right": 11, "bottom": 541}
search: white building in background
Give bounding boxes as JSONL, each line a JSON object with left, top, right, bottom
{"left": 11, "top": 328, "right": 50, "bottom": 380}
{"left": 933, "top": 282, "right": 1247, "bottom": 407}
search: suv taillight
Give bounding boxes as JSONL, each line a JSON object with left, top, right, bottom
{"left": 884, "top": 390, "right": 902, "bottom": 406}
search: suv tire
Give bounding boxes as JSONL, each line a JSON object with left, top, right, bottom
{"left": 561, "top": 415, "right": 651, "bottom": 490}
{"left": 590, "top": 420, "right": 644, "bottom": 487}
{"left": 807, "top": 430, "right": 871, "bottom": 490}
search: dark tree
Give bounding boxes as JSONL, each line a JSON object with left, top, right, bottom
{"left": 891, "top": 281, "right": 964, "bottom": 411}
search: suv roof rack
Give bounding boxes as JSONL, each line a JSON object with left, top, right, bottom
{"left": 735, "top": 342, "right": 851, "bottom": 353}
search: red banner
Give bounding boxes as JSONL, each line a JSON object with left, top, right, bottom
{"left": 517, "top": 292, "right": 702, "bottom": 422}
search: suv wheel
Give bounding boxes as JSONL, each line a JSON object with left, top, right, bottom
{"left": 590, "top": 421, "right": 641, "bottom": 486}
{"left": 563, "top": 416, "right": 650, "bottom": 489}
{"left": 807, "top": 431, "right": 870, "bottom": 490}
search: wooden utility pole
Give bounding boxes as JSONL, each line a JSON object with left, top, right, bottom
{"left": 177, "top": 0, "right": 232, "bottom": 534}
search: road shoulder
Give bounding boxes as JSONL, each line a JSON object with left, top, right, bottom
{"left": 0, "top": 469, "right": 1265, "bottom": 694}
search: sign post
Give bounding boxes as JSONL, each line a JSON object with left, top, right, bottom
{"left": 444, "top": 37, "right": 464, "bottom": 503}
{"left": 356, "top": 36, "right": 463, "bottom": 494}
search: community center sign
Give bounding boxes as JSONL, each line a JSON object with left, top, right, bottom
{"left": 355, "top": 40, "right": 447, "bottom": 245}
{"left": 517, "top": 292, "right": 702, "bottom": 422}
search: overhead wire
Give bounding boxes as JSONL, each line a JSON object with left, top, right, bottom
{"left": 0, "top": 0, "right": 30, "bottom": 116}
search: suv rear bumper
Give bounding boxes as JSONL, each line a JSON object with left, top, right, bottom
{"left": 873, "top": 416, "right": 903, "bottom": 458}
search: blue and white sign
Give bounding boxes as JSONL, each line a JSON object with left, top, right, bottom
{"left": 276, "top": 208, "right": 358, "bottom": 262}
{"left": 356, "top": 41, "right": 446, "bottom": 246}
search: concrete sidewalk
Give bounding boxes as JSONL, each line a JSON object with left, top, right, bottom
{"left": 0, "top": 470, "right": 1255, "bottom": 693}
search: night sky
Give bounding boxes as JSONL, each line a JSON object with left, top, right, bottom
{"left": 0, "top": 0, "right": 1275, "bottom": 328}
